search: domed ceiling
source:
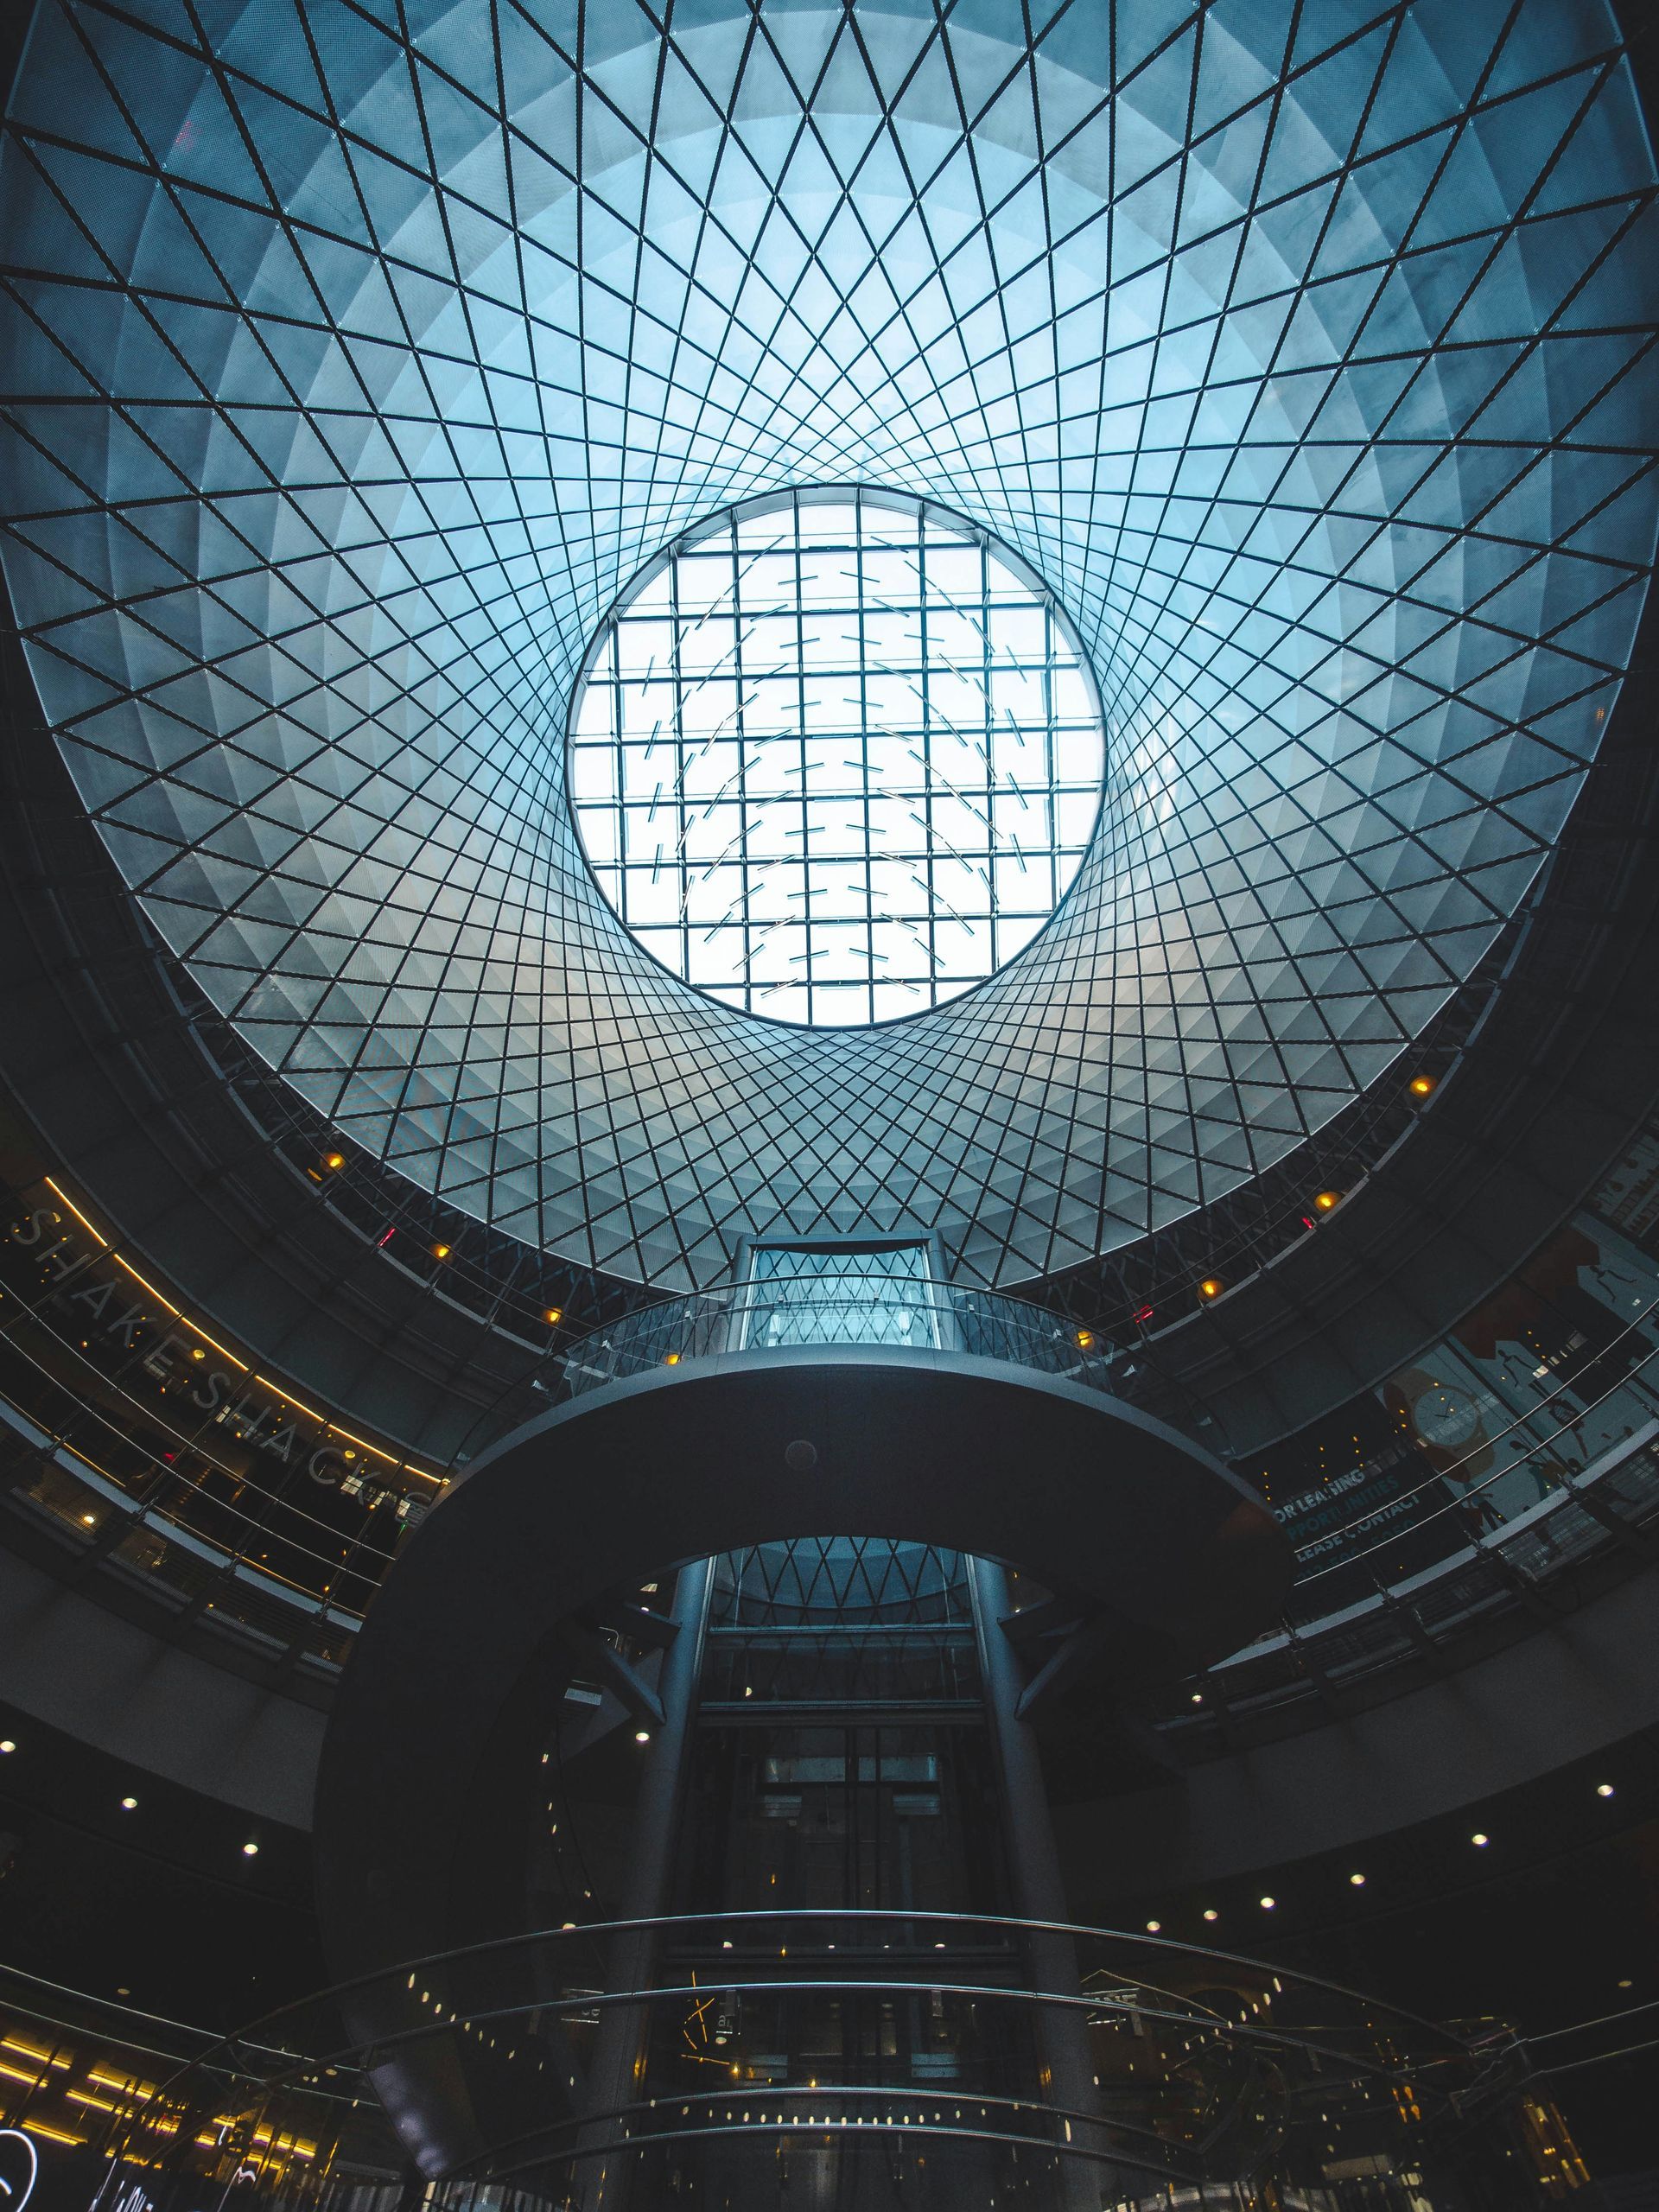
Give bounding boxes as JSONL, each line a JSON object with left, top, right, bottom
{"left": 1, "top": 0, "right": 1656, "bottom": 1289}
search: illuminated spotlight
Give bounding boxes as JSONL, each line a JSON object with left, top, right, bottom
{"left": 1145, "top": 1921, "right": 1161, "bottom": 1934}
{"left": 1471, "top": 1832, "right": 1490, "bottom": 1848}
{"left": 81, "top": 1512, "right": 96, "bottom": 1525}
{"left": 241, "top": 1840, "right": 260, "bottom": 1857}
{"left": 1349, "top": 1872, "right": 1366, "bottom": 1887}
{"left": 1202, "top": 1909, "right": 1218, "bottom": 1923}
{"left": 1190, "top": 1692, "right": 1204, "bottom": 1705}
{"left": 323, "top": 1152, "right": 345, "bottom": 1171}
{"left": 1597, "top": 1783, "right": 1616, "bottom": 1798}
{"left": 0, "top": 1740, "right": 14, "bottom": 1754}
{"left": 120, "top": 1796, "right": 137, "bottom": 1811}
{"left": 1259, "top": 1897, "right": 1276, "bottom": 1911}
{"left": 1198, "top": 1278, "right": 1224, "bottom": 1301}
{"left": 545, "top": 1307, "right": 563, "bottom": 1325}
{"left": 1313, "top": 1190, "right": 1342, "bottom": 1212}
{"left": 1076, "top": 1329, "right": 1093, "bottom": 1350}
{"left": 633, "top": 1730, "right": 652, "bottom": 1745}
{"left": 432, "top": 1242, "right": 451, "bottom": 1260}
{"left": 190, "top": 1346, "right": 206, "bottom": 1361}
{"left": 1619, "top": 1979, "right": 1634, "bottom": 1990}
{"left": 1408, "top": 1073, "right": 1436, "bottom": 1099}
{"left": 664, "top": 1351, "right": 681, "bottom": 1365}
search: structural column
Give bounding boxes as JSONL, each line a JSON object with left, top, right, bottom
{"left": 969, "top": 1554, "right": 1132, "bottom": 2212}
{"left": 575, "top": 1554, "right": 714, "bottom": 2211}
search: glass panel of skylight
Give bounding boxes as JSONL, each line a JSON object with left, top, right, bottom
{"left": 567, "top": 493, "right": 1106, "bottom": 1027}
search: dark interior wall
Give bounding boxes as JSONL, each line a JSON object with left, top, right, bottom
{"left": 0, "top": 1545, "right": 323, "bottom": 1827}
{"left": 1053, "top": 1560, "right": 1659, "bottom": 1899}
{"left": 0, "top": 1699, "right": 317, "bottom": 2026}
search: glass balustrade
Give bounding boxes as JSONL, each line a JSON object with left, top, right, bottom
{"left": 56, "top": 1912, "right": 1539, "bottom": 2212}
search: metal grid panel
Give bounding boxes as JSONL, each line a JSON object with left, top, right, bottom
{"left": 570, "top": 491, "right": 1103, "bottom": 1026}
{"left": 0, "top": 0, "right": 1656, "bottom": 1289}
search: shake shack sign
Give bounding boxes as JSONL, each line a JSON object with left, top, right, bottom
{"left": 7, "top": 1198, "right": 430, "bottom": 1515}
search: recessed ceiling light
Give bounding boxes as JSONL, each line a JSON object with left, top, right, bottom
{"left": 0, "top": 1740, "right": 15, "bottom": 1755}
{"left": 1349, "top": 1872, "right": 1365, "bottom": 1887}
{"left": 120, "top": 1796, "right": 137, "bottom": 1810}
{"left": 1471, "top": 1832, "right": 1490, "bottom": 1847}
{"left": 241, "top": 1840, "right": 259, "bottom": 1857}
{"left": 1202, "top": 1909, "right": 1218, "bottom": 1923}
{"left": 1597, "top": 1783, "right": 1616, "bottom": 1798}
{"left": 1145, "top": 1921, "right": 1161, "bottom": 1934}
{"left": 1259, "top": 1897, "right": 1276, "bottom": 1910}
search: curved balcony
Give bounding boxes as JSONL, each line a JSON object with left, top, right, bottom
{"left": 502, "top": 1256, "right": 1659, "bottom": 1740}
{"left": 83, "top": 1912, "right": 1535, "bottom": 2211}
{"left": 526, "top": 1262, "right": 1122, "bottom": 1407}
{"left": 1157, "top": 1318, "right": 1659, "bottom": 1732}
{"left": 3, "top": 1204, "right": 1656, "bottom": 1736}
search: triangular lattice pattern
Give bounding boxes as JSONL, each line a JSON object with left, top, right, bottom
{"left": 1, "top": 0, "right": 1656, "bottom": 1288}
{"left": 712, "top": 1538, "right": 969, "bottom": 1628}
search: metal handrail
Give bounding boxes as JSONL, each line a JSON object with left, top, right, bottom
{"left": 80, "top": 1909, "right": 1524, "bottom": 2209}
{"left": 525, "top": 1273, "right": 1121, "bottom": 1408}
{"left": 149, "top": 1907, "right": 1492, "bottom": 2084}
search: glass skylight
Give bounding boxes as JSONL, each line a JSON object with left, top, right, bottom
{"left": 0, "top": 0, "right": 1654, "bottom": 1290}
{"left": 569, "top": 494, "right": 1104, "bottom": 1027}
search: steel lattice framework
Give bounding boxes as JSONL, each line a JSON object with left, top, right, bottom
{"left": 1, "top": 0, "right": 1656, "bottom": 1290}
{"left": 569, "top": 489, "right": 1105, "bottom": 1027}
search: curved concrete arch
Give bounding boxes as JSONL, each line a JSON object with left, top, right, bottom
{"left": 312, "top": 1349, "right": 1286, "bottom": 2175}
{"left": 315, "top": 1350, "right": 1287, "bottom": 1981}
